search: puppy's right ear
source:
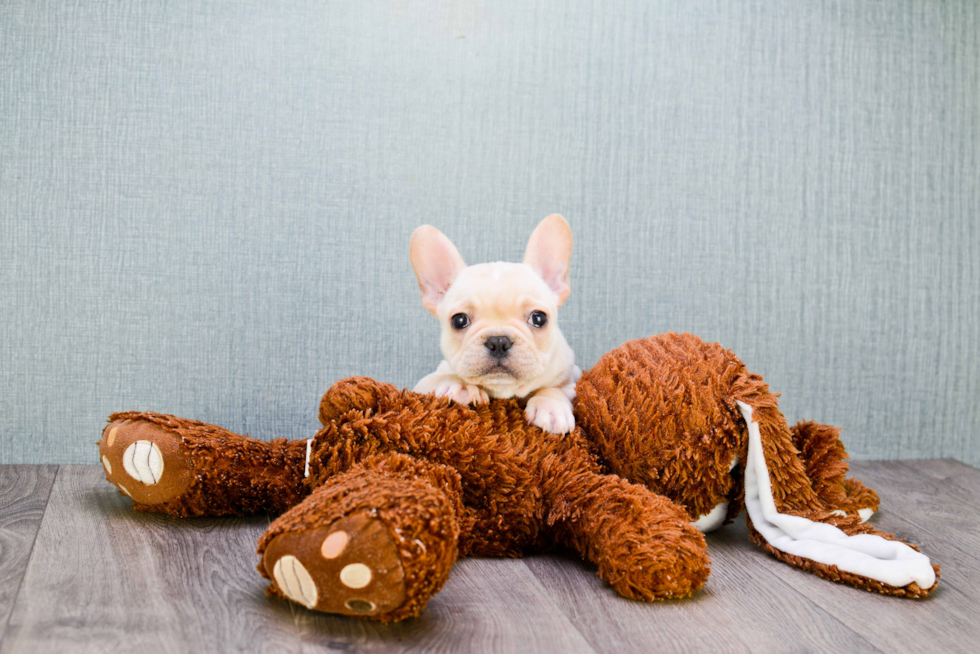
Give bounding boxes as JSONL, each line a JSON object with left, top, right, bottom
{"left": 410, "top": 226, "right": 466, "bottom": 314}
{"left": 524, "top": 214, "right": 573, "bottom": 306}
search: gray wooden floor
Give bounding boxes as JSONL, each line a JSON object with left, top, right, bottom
{"left": 0, "top": 460, "right": 977, "bottom": 653}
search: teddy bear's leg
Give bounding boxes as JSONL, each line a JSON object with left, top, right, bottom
{"left": 790, "top": 420, "right": 879, "bottom": 521}
{"left": 736, "top": 400, "right": 938, "bottom": 597}
{"left": 544, "top": 468, "right": 711, "bottom": 601}
{"left": 98, "top": 412, "right": 308, "bottom": 518}
{"left": 257, "top": 452, "right": 462, "bottom": 622}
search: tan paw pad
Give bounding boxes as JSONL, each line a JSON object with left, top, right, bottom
{"left": 122, "top": 440, "right": 164, "bottom": 484}
{"left": 340, "top": 563, "right": 372, "bottom": 589}
{"left": 273, "top": 555, "right": 318, "bottom": 609}
{"left": 321, "top": 531, "right": 348, "bottom": 559}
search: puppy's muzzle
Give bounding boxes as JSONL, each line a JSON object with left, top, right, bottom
{"left": 484, "top": 336, "right": 512, "bottom": 360}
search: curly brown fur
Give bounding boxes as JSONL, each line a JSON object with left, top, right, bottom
{"left": 791, "top": 420, "right": 880, "bottom": 515}
{"left": 575, "top": 333, "right": 747, "bottom": 521}
{"left": 542, "top": 463, "right": 710, "bottom": 600}
{"left": 310, "top": 380, "right": 560, "bottom": 557}
{"left": 318, "top": 376, "right": 396, "bottom": 426}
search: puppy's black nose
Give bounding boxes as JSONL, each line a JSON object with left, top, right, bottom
{"left": 484, "top": 336, "right": 512, "bottom": 359}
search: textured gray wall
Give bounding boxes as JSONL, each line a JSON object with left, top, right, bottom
{"left": 1, "top": 0, "right": 978, "bottom": 465}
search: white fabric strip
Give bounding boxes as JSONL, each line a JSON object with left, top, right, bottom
{"left": 304, "top": 438, "right": 312, "bottom": 478}
{"left": 737, "top": 401, "right": 935, "bottom": 590}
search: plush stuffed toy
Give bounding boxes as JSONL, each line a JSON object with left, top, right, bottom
{"left": 98, "top": 332, "right": 938, "bottom": 622}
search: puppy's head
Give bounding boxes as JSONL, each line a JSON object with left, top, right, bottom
{"left": 410, "top": 215, "right": 574, "bottom": 398}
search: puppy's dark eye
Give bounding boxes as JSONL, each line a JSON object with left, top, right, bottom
{"left": 451, "top": 313, "right": 470, "bottom": 330}
{"left": 529, "top": 311, "right": 548, "bottom": 328}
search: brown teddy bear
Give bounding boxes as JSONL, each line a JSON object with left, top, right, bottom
{"left": 98, "top": 332, "right": 938, "bottom": 622}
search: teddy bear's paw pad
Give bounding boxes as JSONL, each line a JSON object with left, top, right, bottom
{"left": 272, "top": 556, "right": 318, "bottom": 609}
{"left": 263, "top": 511, "right": 407, "bottom": 617}
{"left": 98, "top": 419, "right": 194, "bottom": 506}
{"left": 122, "top": 441, "right": 164, "bottom": 484}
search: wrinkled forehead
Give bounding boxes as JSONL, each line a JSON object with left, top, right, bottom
{"left": 443, "top": 262, "right": 556, "bottom": 316}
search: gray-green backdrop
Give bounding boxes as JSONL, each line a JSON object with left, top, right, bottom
{"left": 2, "top": 0, "right": 978, "bottom": 465}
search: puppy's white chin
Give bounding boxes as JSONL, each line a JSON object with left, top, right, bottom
{"left": 452, "top": 357, "right": 543, "bottom": 398}
{"left": 465, "top": 374, "right": 522, "bottom": 399}
{"left": 480, "top": 385, "right": 519, "bottom": 400}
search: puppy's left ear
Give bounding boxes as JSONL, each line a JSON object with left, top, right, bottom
{"left": 524, "top": 214, "right": 573, "bottom": 306}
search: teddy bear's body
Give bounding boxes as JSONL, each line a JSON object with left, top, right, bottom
{"left": 98, "top": 333, "right": 937, "bottom": 622}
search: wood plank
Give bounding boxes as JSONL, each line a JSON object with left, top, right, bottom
{"left": 0, "top": 466, "right": 58, "bottom": 644}
{"left": 1, "top": 466, "right": 304, "bottom": 654}
{"left": 700, "top": 460, "right": 980, "bottom": 653}
{"left": 525, "top": 536, "right": 881, "bottom": 654}
{"left": 287, "top": 558, "right": 596, "bottom": 654}
{"left": 881, "top": 458, "right": 980, "bottom": 500}
{"left": 1, "top": 466, "right": 593, "bottom": 654}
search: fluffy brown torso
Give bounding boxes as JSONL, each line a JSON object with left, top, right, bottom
{"left": 310, "top": 386, "right": 606, "bottom": 556}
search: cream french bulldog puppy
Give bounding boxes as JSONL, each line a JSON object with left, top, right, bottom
{"left": 411, "top": 214, "right": 581, "bottom": 434}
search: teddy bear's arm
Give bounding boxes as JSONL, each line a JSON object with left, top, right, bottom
{"left": 99, "top": 412, "right": 308, "bottom": 518}
{"left": 318, "top": 376, "right": 404, "bottom": 426}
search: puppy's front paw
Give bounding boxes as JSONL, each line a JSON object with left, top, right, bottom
{"left": 434, "top": 379, "right": 490, "bottom": 406}
{"left": 525, "top": 395, "right": 575, "bottom": 434}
